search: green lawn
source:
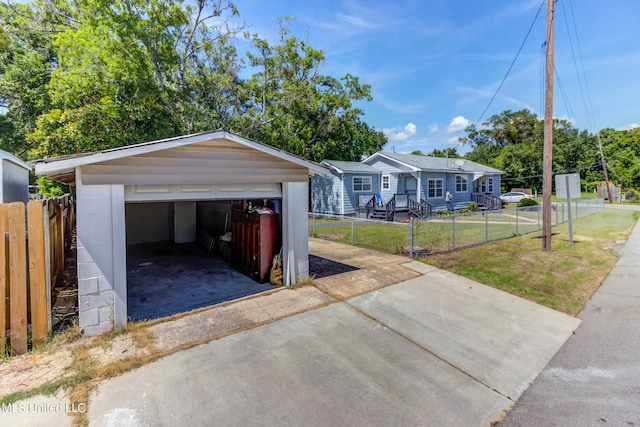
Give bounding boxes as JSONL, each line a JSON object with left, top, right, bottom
{"left": 308, "top": 202, "right": 602, "bottom": 255}
{"left": 422, "top": 208, "right": 640, "bottom": 315}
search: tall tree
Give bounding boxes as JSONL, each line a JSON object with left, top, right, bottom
{"left": 460, "top": 109, "right": 602, "bottom": 192}
{"left": 239, "top": 22, "right": 385, "bottom": 161}
{"left": 1, "top": 2, "right": 385, "bottom": 162}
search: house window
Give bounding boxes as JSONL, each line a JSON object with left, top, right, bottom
{"left": 382, "top": 175, "right": 390, "bottom": 190}
{"left": 455, "top": 176, "right": 468, "bottom": 192}
{"left": 480, "top": 178, "right": 494, "bottom": 193}
{"left": 353, "top": 176, "right": 372, "bottom": 192}
{"left": 427, "top": 179, "right": 443, "bottom": 198}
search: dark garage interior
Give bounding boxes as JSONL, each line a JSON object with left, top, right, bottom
{"left": 125, "top": 199, "right": 281, "bottom": 321}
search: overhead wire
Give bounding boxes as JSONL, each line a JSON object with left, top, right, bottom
{"left": 472, "top": 0, "right": 546, "bottom": 128}
{"left": 566, "top": 0, "right": 599, "bottom": 132}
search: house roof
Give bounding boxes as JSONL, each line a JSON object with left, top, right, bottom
{"left": 320, "top": 160, "right": 382, "bottom": 174}
{"left": 34, "top": 130, "right": 327, "bottom": 185}
{"left": 1, "top": 149, "right": 31, "bottom": 171}
{"left": 363, "top": 152, "right": 503, "bottom": 175}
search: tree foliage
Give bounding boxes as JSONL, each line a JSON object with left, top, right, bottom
{"left": 460, "top": 109, "right": 640, "bottom": 192}
{"left": 0, "top": 1, "right": 385, "bottom": 162}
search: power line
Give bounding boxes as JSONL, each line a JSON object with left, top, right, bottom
{"left": 559, "top": 0, "right": 595, "bottom": 131}
{"left": 473, "top": 0, "right": 546, "bottom": 127}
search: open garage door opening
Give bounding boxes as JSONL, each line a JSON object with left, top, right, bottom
{"left": 125, "top": 199, "right": 282, "bottom": 321}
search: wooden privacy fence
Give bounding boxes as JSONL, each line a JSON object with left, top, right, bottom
{"left": 1, "top": 194, "right": 74, "bottom": 356}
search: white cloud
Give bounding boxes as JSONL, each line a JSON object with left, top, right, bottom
{"left": 336, "top": 13, "right": 375, "bottom": 29}
{"left": 619, "top": 123, "right": 640, "bottom": 130}
{"left": 383, "top": 123, "right": 417, "bottom": 141}
{"left": 555, "top": 114, "right": 577, "bottom": 126}
{"left": 447, "top": 116, "right": 470, "bottom": 133}
{"left": 429, "top": 123, "right": 439, "bottom": 134}
{"left": 446, "top": 137, "right": 460, "bottom": 145}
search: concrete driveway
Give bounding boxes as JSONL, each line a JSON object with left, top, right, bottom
{"left": 1, "top": 239, "right": 581, "bottom": 426}
{"left": 84, "top": 244, "right": 579, "bottom": 426}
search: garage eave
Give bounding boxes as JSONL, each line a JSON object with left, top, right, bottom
{"left": 34, "top": 130, "right": 328, "bottom": 181}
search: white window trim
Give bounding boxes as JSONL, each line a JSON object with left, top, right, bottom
{"left": 427, "top": 178, "right": 444, "bottom": 199}
{"left": 487, "top": 177, "right": 494, "bottom": 193}
{"left": 382, "top": 175, "right": 390, "bottom": 190}
{"left": 455, "top": 175, "right": 468, "bottom": 193}
{"left": 353, "top": 176, "right": 372, "bottom": 192}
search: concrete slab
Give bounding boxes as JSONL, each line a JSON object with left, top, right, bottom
{"left": 127, "top": 242, "right": 274, "bottom": 320}
{"left": 89, "top": 303, "right": 510, "bottom": 426}
{"left": 349, "top": 270, "right": 581, "bottom": 400}
{"left": 402, "top": 260, "right": 439, "bottom": 274}
{"left": 309, "top": 238, "right": 421, "bottom": 299}
{"left": 150, "top": 286, "right": 336, "bottom": 351}
{"left": 0, "top": 390, "right": 74, "bottom": 427}
{"left": 501, "top": 219, "right": 640, "bottom": 426}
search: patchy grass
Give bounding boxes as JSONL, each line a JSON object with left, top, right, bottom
{"left": 421, "top": 209, "right": 639, "bottom": 315}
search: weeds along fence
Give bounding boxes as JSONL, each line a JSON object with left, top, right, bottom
{"left": 308, "top": 199, "right": 604, "bottom": 257}
{"left": 1, "top": 194, "right": 74, "bottom": 356}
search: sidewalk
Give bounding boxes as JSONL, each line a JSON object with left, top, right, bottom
{"left": 500, "top": 214, "right": 640, "bottom": 426}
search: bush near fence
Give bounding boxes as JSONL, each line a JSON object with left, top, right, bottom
{"left": 309, "top": 199, "right": 604, "bottom": 257}
{"left": 1, "top": 194, "right": 74, "bottom": 356}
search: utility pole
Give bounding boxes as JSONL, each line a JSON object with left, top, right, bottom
{"left": 597, "top": 132, "right": 613, "bottom": 203}
{"left": 542, "top": 0, "right": 554, "bottom": 251}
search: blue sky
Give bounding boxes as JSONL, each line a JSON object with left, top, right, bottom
{"left": 232, "top": 0, "right": 640, "bottom": 154}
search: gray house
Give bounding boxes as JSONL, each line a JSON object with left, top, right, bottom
{"left": 311, "top": 160, "right": 382, "bottom": 216}
{"left": 311, "top": 152, "right": 503, "bottom": 219}
{"left": 35, "top": 130, "right": 325, "bottom": 335}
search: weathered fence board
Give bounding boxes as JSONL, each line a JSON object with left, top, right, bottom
{"left": 9, "top": 202, "right": 27, "bottom": 355}
{"left": 1, "top": 195, "right": 73, "bottom": 356}
{"left": 28, "top": 201, "right": 49, "bottom": 345}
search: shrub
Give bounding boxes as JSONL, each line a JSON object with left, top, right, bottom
{"left": 459, "top": 201, "right": 478, "bottom": 213}
{"left": 518, "top": 198, "right": 538, "bottom": 207}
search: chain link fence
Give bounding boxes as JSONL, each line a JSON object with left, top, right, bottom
{"left": 309, "top": 199, "right": 604, "bottom": 257}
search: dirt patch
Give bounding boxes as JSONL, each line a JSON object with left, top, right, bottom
{"left": 0, "top": 350, "right": 73, "bottom": 399}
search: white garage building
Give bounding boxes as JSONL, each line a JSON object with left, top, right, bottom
{"left": 35, "top": 131, "right": 325, "bottom": 335}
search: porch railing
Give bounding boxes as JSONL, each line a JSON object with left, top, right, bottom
{"left": 472, "top": 193, "right": 502, "bottom": 210}
{"left": 408, "top": 197, "right": 432, "bottom": 218}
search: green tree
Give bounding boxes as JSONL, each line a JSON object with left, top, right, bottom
{"left": 239, "top": 21, "right": 385, "bottom": 161}
{"left": 460, "top": 109, "right": 601, "bottom": 192}
{"left": 0, "top": 2, "right": 385, "bottom": 163}
{"left": 600, "top": 127, "right": 640, "bottom": 190}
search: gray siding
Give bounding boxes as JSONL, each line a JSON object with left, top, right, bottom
{"left": 420, "top": 172, "right": 475, "bottom": 210}
{"left": 311, "top": 171, "right": 381, "bottom": 216}
{"left": 311, "top": 171, "right": 343, "bottom": 215}
{"left": 365, "top": 158, "right": 407, "bottom": 202}
{"left": 343, "top": 174, "right": 380, "bottom": 215}
{"left": 2, "top": 159, "right": 29, "bottom": 203}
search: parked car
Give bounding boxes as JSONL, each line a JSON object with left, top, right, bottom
{"left": 500, "top": 191, "right": 535, "bottom": 203}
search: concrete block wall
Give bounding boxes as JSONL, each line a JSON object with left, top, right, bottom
{"left": 76, "top": 182, "right": 118, "bottom": 335}
{"left": 282, "top": 181, "right": 310, "bottom": 285}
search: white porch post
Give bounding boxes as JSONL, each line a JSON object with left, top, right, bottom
{"left": 282, "top": 181, "right": 310, "bottom": 286}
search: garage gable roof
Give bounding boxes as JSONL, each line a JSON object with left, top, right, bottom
{"left": 35, "top": 130, "right": 327, "bottom": 184}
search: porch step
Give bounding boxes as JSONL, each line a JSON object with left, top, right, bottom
{"left": 369, "top": 208, "right": 389, "bottom": 220}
